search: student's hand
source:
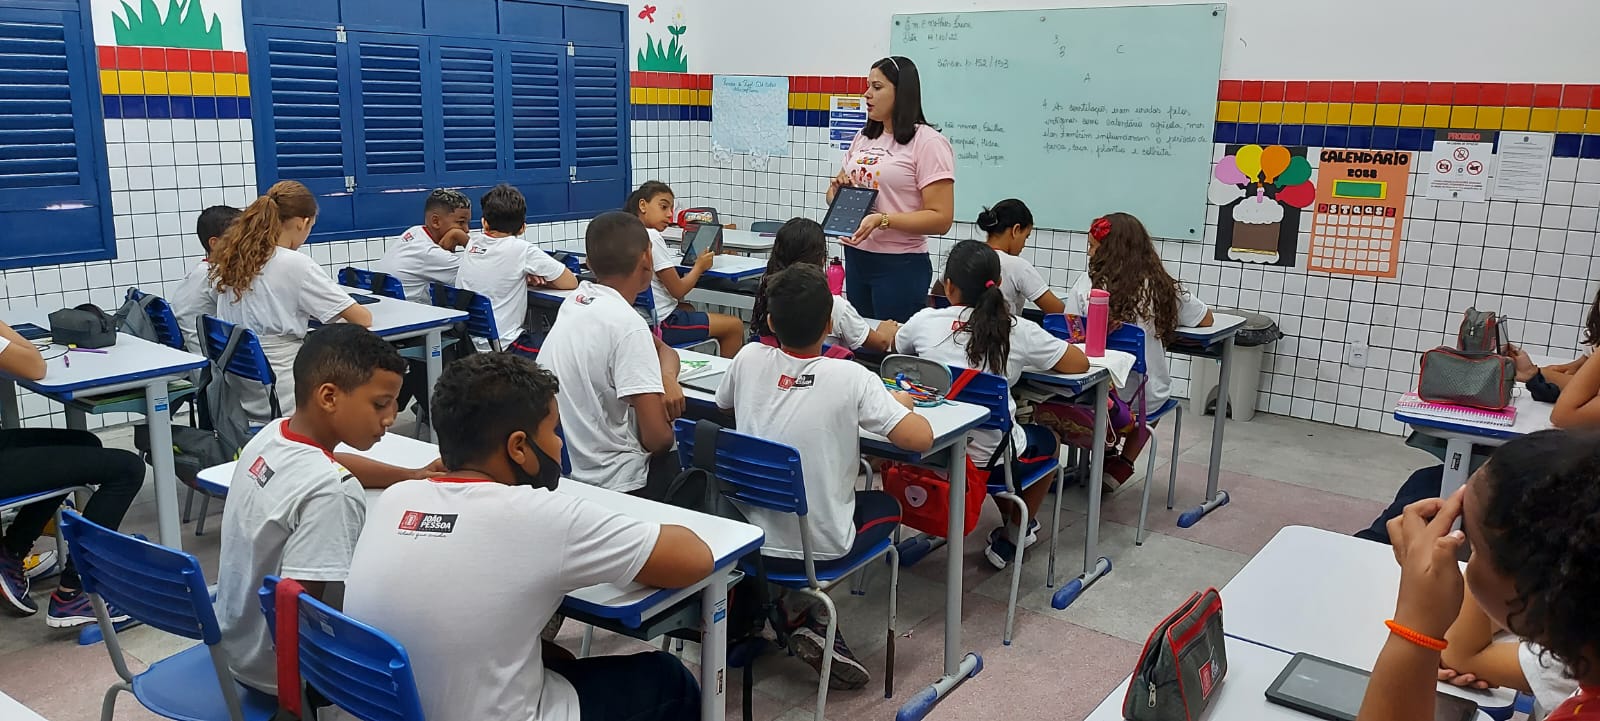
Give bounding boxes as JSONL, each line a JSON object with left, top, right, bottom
{"left": 892, "top": 390, "right": 916, "bottom": 409}
{"left": 1385, "top": 489, "right": 1468, "bottom": 640}
{"left": 415, "top": 458, "right": 447, "bottom": 479}
{"left": 527, "top": 275, "right": 551, "bottom": 288}
{"left": 693, "top": 248, "right": 716, "bottom": 273}
{"left": 1437, "top": 665, "right": 1493, "bottom": 690}
{"left": 439, "top": 227, "right": 470, "bottom": 251}
{"left": 878, "top": 319, "right": 900, "bottom": 342}
{"left": 1510, "top": 346, "right": 1538, "bottom": 382}
{"left": 848, "top": 214, "right": 883, "bottom": 246}
{"left": 663, "top": 380, "right": 687, "bottom": 420}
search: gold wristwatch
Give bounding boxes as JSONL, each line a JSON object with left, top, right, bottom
{"left": 878, "top": 214, "right": 892, "bottom": 230}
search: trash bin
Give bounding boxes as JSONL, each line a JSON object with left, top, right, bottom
{"left": 1188, "top": 310, "right": 1282, "bottom": 422}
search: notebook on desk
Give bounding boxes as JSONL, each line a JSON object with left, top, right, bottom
{"left": 1397, "top": 392, "right": 1517, "bottom": 427}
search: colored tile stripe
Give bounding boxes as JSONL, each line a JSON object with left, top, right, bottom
{"left": 97, "top": 46, "right": 250, "bottom": 74}
{"left": 100, "top": 70, "right": 251, "bottom": 97}
{"left": 103, "top": 94, "right": 252, "bottom": 120}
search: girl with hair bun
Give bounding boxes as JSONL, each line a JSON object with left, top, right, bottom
{"left": 977, "top": 199, "right": 1065, "bottom": 316}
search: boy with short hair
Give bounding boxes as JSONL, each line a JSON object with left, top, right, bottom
{"left": 173, "top": 205, "right": 239, "bottom": 352}
{"left": 345, "top": 353, "right": 711, "bottom": 721}
{"left": 457, "top": 184, "right": 578, "bottom": 349}
{"left": 714, "top": 264, "right": 934, "bottom": 689}
{"left": 374, "top": 188, "right": 473, "bottom": 303}
{"left": 213, "top": 324, "right": 412, "bottom": 694}
{"left": 538, "top": 212, "right": 686, "bottom": 498}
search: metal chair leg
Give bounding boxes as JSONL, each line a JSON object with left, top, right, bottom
{"left": 194, "top": 494, "right": 212, "bottom": 536}
{"left": 1167, "top": 406, "right": 1183, "bottom": 510}
{"left": 806, "top": 589, "right": 840, "bottom": 720}
{"left": 884, "top": 544, "right": 900, "bottom": 700}
{"left": 182, "top": 486, "right": 196, "bottom": 523}
{"left": 1137, "top": 434, "right": 1160, "bottom": 546}
{"left": 1003, "top": 494, "right": 1028, "bottom": 645}
{"left": 1047, "top": 466, "right": 1065, "bottom": 587}
{"left": 580, "top": 625, "right": 594, "bottom": 658}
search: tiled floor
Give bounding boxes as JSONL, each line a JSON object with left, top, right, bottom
{"left": 0, "top": 410, "right": 1436, "bottom": 720}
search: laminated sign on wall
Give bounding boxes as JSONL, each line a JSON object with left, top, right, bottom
{"left": 711, "top": 75, "right": 790, "bottom": 164}
{"left": 1425, "top": 129, "right": 1494, "bottom": 202}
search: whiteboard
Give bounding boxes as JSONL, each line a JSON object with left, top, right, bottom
{"left": 891, "top": 4, "right": 1227, "bottom": 239}
{"left": 711, "top": 75, "right": 791, "bottom": 158}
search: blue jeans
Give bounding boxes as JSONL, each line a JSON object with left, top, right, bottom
{"left": 843, "top": 246, "right": 932, "bottom": 323}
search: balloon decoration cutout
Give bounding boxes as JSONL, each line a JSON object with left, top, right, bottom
{"left": 1209, "top": 144, "right": 1316, "bottom": 268}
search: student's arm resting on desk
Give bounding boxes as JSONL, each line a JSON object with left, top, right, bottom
{"left": 1440, "top": 594, "right": 1529, "bottom": 692}
{"left": 887, "top": 410, "right": 934, "bottom": 453}
{"left": 336, "top": 303, "right": 373, "bottom": 327}
{"left": 335, "top": 452, "right": 441, "bottom": 490}
{"left": 1551, "top": 352, "right": 1600, "bottom": 428}
{"left": 0, "top": 322, "right": 46, "bottom": 380}
{"left": 634, "top": 525, "right": 715, "bottom": 588}
{"left": 1032, "top": 290, "right": 1067, "bottom": 316}
{"left": 1054, "top": 344, "right": 1090, "bottom": 374}
{"left": 655, "top": 250, "right": 714, "bottom": 300}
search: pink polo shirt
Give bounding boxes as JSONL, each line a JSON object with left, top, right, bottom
{"left": 839, "top": 124, "right": 956, "bottom": 254}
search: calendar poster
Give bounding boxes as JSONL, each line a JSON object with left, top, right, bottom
{"left": 1307, "top": 149, "right": 1414, "bottom": 278}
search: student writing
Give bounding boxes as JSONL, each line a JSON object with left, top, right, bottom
{"left": 626, "top": 181, "right": 744, "bottom": 357}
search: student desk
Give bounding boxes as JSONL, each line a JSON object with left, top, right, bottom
{"left": 0, "top": 690, "right": 49, "bottom": 721}
{"left": 663, "top": 227, "right": 776, "bottom": 255}
{"left": 692, "top": 254, "right": 766, "bottom": 281}
{"left": 674, "top": 349, "right": 994, "bottom": 720}
{"left": 0, "top": 309, "right": 208, "bottom": 549}
{"left": 1392, "top": 383, "right": 1555, "bottom": 502}
{"left": 345, "top": 291, "right": 469, "bottom": 442}
{"left": 197, "top": 431, "right": 764, "bottom": 721}
{"left": 1165, "top": 313, "right": 1248, "bottom": 528}
{"left": 1220, "top": 525, "right": 1517, "bottom": 716}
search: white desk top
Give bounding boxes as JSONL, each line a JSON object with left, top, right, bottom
{"left": 0, "top": 308, "right": 208, "bottom": 397}
{"left": 1395, "top": 388, "right": 1555, "bottom": 442}
{"left": 0, "top": 691, "right": 48, "bottom": 721}
{"left": 1177, "top": 312, "right": 1247, "bottom": 343}
{"left": 1221, "top": 525, "right": 1514, "bottom": 710}
{"left": 197, "top": 431, "right": 764, "bottom": 628}
{"left": 345, "top": 290, "right": 468, "bottom": 339}
{"left": 692, "top": 254, "right": 766, "bottom": 280}
{"left": 664, "top": 227, "right": 774, "bottom": 252}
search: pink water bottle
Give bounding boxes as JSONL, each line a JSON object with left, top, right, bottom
{"left": 826, "top": 257, "right": 845, "bottom": 296}
{"left": 1086, "top": 289, "right": 1110, "bottom": 358}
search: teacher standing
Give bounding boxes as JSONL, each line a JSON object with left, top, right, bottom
{"left": 829, "top": 56, "right": 956, "bottom": 323}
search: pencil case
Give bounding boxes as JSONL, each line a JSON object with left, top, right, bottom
{"left": 1123, "top": 588, "right": 1228, "bottom": 721}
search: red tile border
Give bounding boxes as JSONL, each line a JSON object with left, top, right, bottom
{"left": 1376, "top": 81, "right": 1404, "bottom": 104}
{"left": 1426, "top": 82, "right": 1454, "bottom": 105}
{"left": 1306, "top": 81, "right": 1331, "bottom": 103}
{"left": 1479, "top": 82, "right": 1507, "bottom": 106}
{"left": 1562, "top": 84, "right": 1593, "bottom": 109}
{"left": 1352, "top": 81, "right": 1378, "bottom": 104}
{"left": 1402, "top": 81, "right": 1429, "bottom": 104}
{"left": 1283, "top": 80, "right": 1308, "bottom": 102}
{"left": 1506, "top": 83, "right": 1535, "bottom": 106}
{"left": 1533, "top": 83, "right": 1564, "bottom": 108}
{"left": 1217, "top": 79, "right": 1243, "bottom": 101}
{"left": 1452, "top": 82, "right": 1480, "bottom": 106}
{"left": 1260, "top": 80, "right": 1285, "bottom": 102}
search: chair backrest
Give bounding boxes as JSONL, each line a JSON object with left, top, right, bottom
{"left": 123, "top": 288, "right": 187, "bottom": 350}
{"left": 548, "top": 251, "right": 583, "bottom": 275}
{"left": 201, "top": 315, "right": 277, "bottom": 385}
{"left": 340, "top": 267, "right": 406, "bottom": 301}
{"left": 257, "top": 577, "right": 427, "bottom": 721}
{"left": 673, "top": 418, "right": 806, "bottom": 517}
{"left": 1041, "top": 314, "right": 1148, "bottom": 375}
{"left": 941, "top": 366, "right": 1014, "bottom": 434}
{"left": 58, "top": 511, "right": 222, "bottom": 643}
{"left": 633, "top": 287, "right": 660, "bottom": 330}
{"left": 428, "top": 282, "right": 499, "bottom": 344}
{"left": 749, "top": 221, "right": 783, "bottom": 234}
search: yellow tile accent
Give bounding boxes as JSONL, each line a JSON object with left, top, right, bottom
{"left": 191, "top": 71, "right": 214, "bottom": 96}
{"left": 1501, "top": 106, "right": 1530, "bottom": 130}
{"left": 1326, "top": 103, "right": 1351, "bottom": 125}
{"left": 631, "top": 87, "right": 645, "bottom": 104}
{"left": 1557, "top": 108, "right": 1586, "bottom": 133}
{"left": 1303, "top": 102, "right": 1328, "bottom": 124}
{"left": 1587, "top": 109, "right": 1600, "bottom": 133}
{"left": 1215, "top": 101, "right": 1239, "bottom": 122}
{"left": 142, "top": 71, "right": 168, "bottom": 95}
{"left": 1349, "top": 103, "right": 1376, "bottom": 126}
{"left": 696, "top": 89, "right": 711, "bottom": 105}
{"left": 645, "top": 88, "right": 661, "bottom": 104}
{"left": 99, "top": 69, "right": 119, "bottom": 94}
{"left": 1258, "top": 102, "right": 1282, "bottom": 124}
{"left": 166, "top": 71, "right": 191, "bottom": 95}
{"left": 1374, "top": 104, "right": 1401, "bottom": 126}
{"left": 1423, "top": 105, "right": 1451, "bottom": 128}
{"left": 1280, "top": 103, "right": 1304, "bottom": 124}
{"left": 1476, "top": 106, "right": 1503, "bottom": 130}
{"left": 213, "top": 72, "right": 236, "bottom": 96}
{"left": 1450, "top": 106, "right": 1477, "bottom": 128}
{"left": 117, "top": 69, "right": 143, "bottom": 94}
{"left": 1528, "top": 107, "right": 1558, "bottom": 132}
{"left": 1237, "top": 101, "right": 1260, "bottom": 123}
{"left": 1398, "top": 104, "right": 1425, "bottom": 126}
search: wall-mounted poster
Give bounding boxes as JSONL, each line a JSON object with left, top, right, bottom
{"left": 1306, "top": 149, "right": 1413, "bottom": 278}
{"left": 1209, "top": 144, "right": 1314, "bottom": 267}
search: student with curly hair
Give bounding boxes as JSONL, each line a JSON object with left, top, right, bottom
{"left": 1358, "top": 429, "right": 1600, "bottom": 721}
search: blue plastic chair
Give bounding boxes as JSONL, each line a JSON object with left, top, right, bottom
{"left": 1, "top": 486, "right": 89, "bottom": 590}
{"left": 339, "top": 267, "right": 407, "bottom": 301}
{"left": 673, "top": 418, "right": 898, "bottom": 721}
{"left": 257, "top": 576, "right": 427, "bottom": 721}
{"left": 58, "top": 511, "right": 276, "bottom": 721}
{"left": 428, "top": 282, "right": 502, "bottom": 352}
{"left": 192, "top": 315, "right": 280, "bottom": 535}
{"left": 939, "top": 365, "right": 1064, "bottom": 641}
{"left": 637, "top": 287, "right": 720, "bottom": 355}
{"left": 1042, "top": 315, "right": 1182, "bottom": 546}
{"left": 128, "top": 288, "right": 188, "bottom": 350}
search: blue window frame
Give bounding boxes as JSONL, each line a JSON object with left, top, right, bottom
{"left": 245, "top": 0, "right": 630, "bottom": 243}
{"left": 0, "top": 0, "right": 114, "bottom": 269}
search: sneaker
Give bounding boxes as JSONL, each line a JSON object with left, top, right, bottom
{"left": 24, "top": 549, "right": 59, "bottom": 580}
{"left": 987, "top": 519, "right": 1040, "bottom": 549}
{"left": 46, "top": 589, "right": 130, "bottom": 629}
{"left": 0, "top": 550, "right": 37, "bottom": 616}
{"left": 985, "top": 533, "right": 1020, "bottom": 570}
{"left": 789, "top": 617, "right": 869, "bottom": 690}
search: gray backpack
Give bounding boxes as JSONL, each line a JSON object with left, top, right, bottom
{"left": 134, "top": 322, "right": 271, "bottom": 481}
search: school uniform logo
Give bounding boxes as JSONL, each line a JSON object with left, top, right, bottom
{"left": 397, "top": 511, "right": 459, "bottom": 536}
{"left": 575, "top": 293, "right": 594, "bottom": 305}
{"left": 776, "top": 374, "right": 815, "bottom": 390}
{"left": 247, "top": 457, "right": 274, "bottom": 487}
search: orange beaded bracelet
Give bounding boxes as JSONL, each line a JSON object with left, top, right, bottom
{"left": 1386, "top": 619, "right": 1449, "bottom": 651}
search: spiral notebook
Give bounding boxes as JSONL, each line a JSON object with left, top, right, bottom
{"left": 1396, "top": 392, "right": 1517, "bottom": 427}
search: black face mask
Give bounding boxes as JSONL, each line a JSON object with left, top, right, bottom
{"left": 513, "top": 442, "right": 562, "bottom": 491}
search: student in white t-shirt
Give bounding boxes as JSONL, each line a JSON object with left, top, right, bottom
{"left": 750, "top": 218, "right": 898, "bottom": 353}
{"left": 208, "top": 181, "right": 372, "bottom": 421}
{"left": 374, "top": 188, "right": 472, "bottom": 303}
{"left": 1438, "top": 594, "right": 1579, "bottom": 719}
{"left": 457, "top": 184, "right": 577, "bottom": 350}
{"left": 717, "top": 264, "right": 932, "bottom": 689}
{"left": 172, "top": 205, "right": 238, "bottom": 353}
{"left": 625, "top": 181, "right": 745, "bottom": 358}
{"left": 214, "top": 324, "right": 434, "bottom": 694}
{"left": 344, "top": 353, "right": 712, "bottom": 721}
{"left": 539, "top": 212, "right": 687, "bottom": 498}
{"left": 898, "top": 240, "right": 1089, "bottom": 570}
{"left": 977, "top": 199, "right": 1065, "bottom": 317}
{"left": 1062, "top": 212, "right": 1212, "bottom": 485}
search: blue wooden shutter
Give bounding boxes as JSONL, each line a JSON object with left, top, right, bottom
{"left": 503, "top": 43, "right": 566, "bottom": 184}
{"left": 351, "top": 33, "right": 429, "bottom": 187}
{"left": 0, "top": 5, "right": 113, "bottom": 268}
{"left": 252, "top": 27, "right": 351, "bottom": 195}
{"left": 433, "top": 41, "right": 497, "bottom": 184}
{"left": 566, "top": 46, "right": 628, "bottom": 214}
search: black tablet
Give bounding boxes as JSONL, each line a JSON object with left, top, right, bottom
{"left": 821, "top": 186, "right": 879, "bottom": 238}
{"left": 1265, "top": 653, "right": 1477, "bottom": 721}
{"left": 12, "top": 323, "right": 49, "bottom": 341}
{"left": 348, "top": 293, "right": 381, "bottom": 305}
{"left": 680, "top": 223, "right": 723, "bottom": 260}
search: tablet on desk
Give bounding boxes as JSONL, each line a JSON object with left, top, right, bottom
{"left": 12, "top": 323, "right": 49, "bottom": 342}
{"left": 822, "top": 186, "right": 879, "bottom": 238}
{"left": 348, "top": 293, "right": 381, "bottom": 305}
{"left": 1265, "top": 652, "right": 1477, "bottom": 721}
{"left": 680, "top": 223, "right": 723, "bottom": 260}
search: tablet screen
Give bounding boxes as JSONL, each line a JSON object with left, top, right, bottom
{"left": 1267, "top": 653, "right": 1478, "bottom": 721}
{"left": 12, "top": 323, "right": 49, "bottom": 341}
{"left": 680, "top": 223, "right": 722, "bottom": 260}
{"left": 822, "top": 187, "right": 880, "bottom": 237}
